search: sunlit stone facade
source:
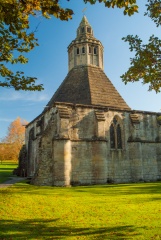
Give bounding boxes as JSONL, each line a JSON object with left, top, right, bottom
{"left": 24, "top": 17, "right": 161, "bottom": 186}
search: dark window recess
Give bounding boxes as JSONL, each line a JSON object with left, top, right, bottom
{"left": 110, "top": 124, "right": 115, "bottom": 149}
{"left": 82, "top": 47, "right": 85, "bottom": 54}
{"left": 77, "top": 48, "right": 79, "bottom": 54}
{"left": 94, "top": 47, "right": 97, "bottom": 54}
{"left": 36, "top": 116, "right": 44, "bottom": 133}
{"left": 117, "top": 124, "right": 122, "bottom": 149}
{"left": 113, "top": 116, "right": 117, "bottom": 125}
{"left": 89, "top": 46, "right": 92, "bottom": 54}
{"left": 39, "top": 139, "right": 42, "bottom": 148}
{"left": 81, "top": 27, "right": 84, "bottom": 33}
{"left": 87, "top": 27, "right": 91, "bottom": 33}
{"left": 29, "top": 127, "right": 35, "bottom": 141}
{"left": 110, "top": 117, "right": 122, "bottom": 149}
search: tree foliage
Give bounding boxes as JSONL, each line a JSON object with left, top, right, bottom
{"left": 121, "top": 35, "right": 161, "bottom": 92}
{"left": 0, "top": 0, "right": 138, "bottom": 91}
{"left": 0, "top": 143, "right": 10, "bottom": 162}
{"left": 1, "top": 0, "right": 160, "bottom": 92}
{"left": 0, "top": 0, "right": 74, "bottom": 91}
{"left": 85, "top": 0, "right": 138, "bottom": 15}
{"left": 121, "top": 0, "right": 161, "bottom": 92}
{"left": 145, "top": 0, "right": 161, "bottom": 27}
{"left": 0, "top": 117, "right": 28, "bottom": 161}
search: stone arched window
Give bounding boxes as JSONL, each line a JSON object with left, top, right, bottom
{"left": 94, "top": 47, "right": 97, "bottom": 55}
{"left": 117, "top": 124, "right": 122, "bottom": 149}
{"left": 87, "top": 27, "right": 91, "bottom": 33}
{"left": 81, "top": 27, "right": 85, "bottom": 33}
{"left": 82, "top": 46, "right": 85, "bottom": 54}
{"left": 110, "top": 116, "right": 122, "bottom": 149}
{"left": 89, "top": 46, "right": 92, "bottom": 54}
{"left": 77, "top": 48, "right": 79, "bottom": 54}
{"left": 29, "top": 127, "right": 35, "bottom": 141}
{"left": 36, "top": 116, "right": 44, "bottom": 134}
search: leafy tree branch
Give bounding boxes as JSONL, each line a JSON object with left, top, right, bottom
{"left": 121, "top": 0, "right": 161, "bottom": 92}
{"left": 121, "top": 35, "right": 161, "bottom": 92}
{"left": 0, "top": 0, "right": 74, "bottom": 91}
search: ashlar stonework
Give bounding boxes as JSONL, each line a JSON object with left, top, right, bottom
{"left": 24, "top": 16, "right": 161, "bottom": 186}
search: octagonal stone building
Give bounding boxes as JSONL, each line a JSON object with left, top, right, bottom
{"left": 24, "top": 16, "right": 161, "bottom": 186}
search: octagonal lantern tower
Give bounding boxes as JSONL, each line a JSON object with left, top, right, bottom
{"left": 68, "top": 16, "right": 104, "bottom": 71}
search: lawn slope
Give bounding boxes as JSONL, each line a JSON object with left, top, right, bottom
{"left": 0, "top": 161, "right": 17, "bottom": 183}
{"left": 0, "top": 182, "right": 161, "bottom": 239}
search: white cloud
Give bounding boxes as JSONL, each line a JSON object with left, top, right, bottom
{"left": 0, "top": 118, "right": 13, "bottom": 122}
{"left": 0, "top": 91, "right": 49, "bottom": 102}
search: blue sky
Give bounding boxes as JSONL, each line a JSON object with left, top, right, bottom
{"left": 0, "top": 0, "right": 161, "bottom": 140}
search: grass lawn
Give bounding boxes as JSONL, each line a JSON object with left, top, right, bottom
{"left": 0, "top": 182, "right": 161, "bottom": 239}
{"left": 0, "top": 161, "right": 18, "bottom": 183}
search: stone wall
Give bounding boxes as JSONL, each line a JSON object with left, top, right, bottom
{"left": 25, "top": 103, "right": 161, "bottom": 186}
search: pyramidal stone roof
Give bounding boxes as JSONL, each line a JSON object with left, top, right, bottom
{"left": 46, "top": 65, "right": 131, "bottom": 110}
{"left": 45, "top": 16, "right": 131, "bottom": 111}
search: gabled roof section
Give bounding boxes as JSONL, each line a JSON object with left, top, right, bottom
{"left": 46, "top": 66, "right": 131, "bottom": 110}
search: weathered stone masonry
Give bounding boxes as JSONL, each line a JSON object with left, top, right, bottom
{"left": 24, "top": 16, "right": 161, "bottom": 186}
{"left": 26, "top": 103, "right": 161, "bottom": 186}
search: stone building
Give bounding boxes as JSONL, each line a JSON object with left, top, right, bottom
{"left": 25, "top": 16, "right": 161, "bottom": 186}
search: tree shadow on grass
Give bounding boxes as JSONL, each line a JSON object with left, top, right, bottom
{"left": 1, "top": 182, "right": 161, "bottom": 203}
{"left": 14, "top": 181, "right": 161, "bottom": 194}
{"left": 0, "top": 219, "right": 140, "bottom": 239}
{"left": 72, "top": 182, "right": 161, "bottom": 198}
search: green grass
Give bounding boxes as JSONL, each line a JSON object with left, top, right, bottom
{"left": 0, "top": 182, "right": 161, "bottom": 239}
{"left": 0, "top": 161, "right": 18, "bottom": 183}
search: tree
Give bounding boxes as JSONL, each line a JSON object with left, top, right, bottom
{"left": 2, "top": 117, "right": 28, "bottom": 161}
{"left": 0, "top": 143, "right": 8, "bottom": 163}
{"left": 2, "top": 1, "right": 160, "bottom": 92}
{"left": 121, "top": 0, "right": 161, "bottom": 92}
{"left": 0, "top": 0, "right": 138, "bottom": 91}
